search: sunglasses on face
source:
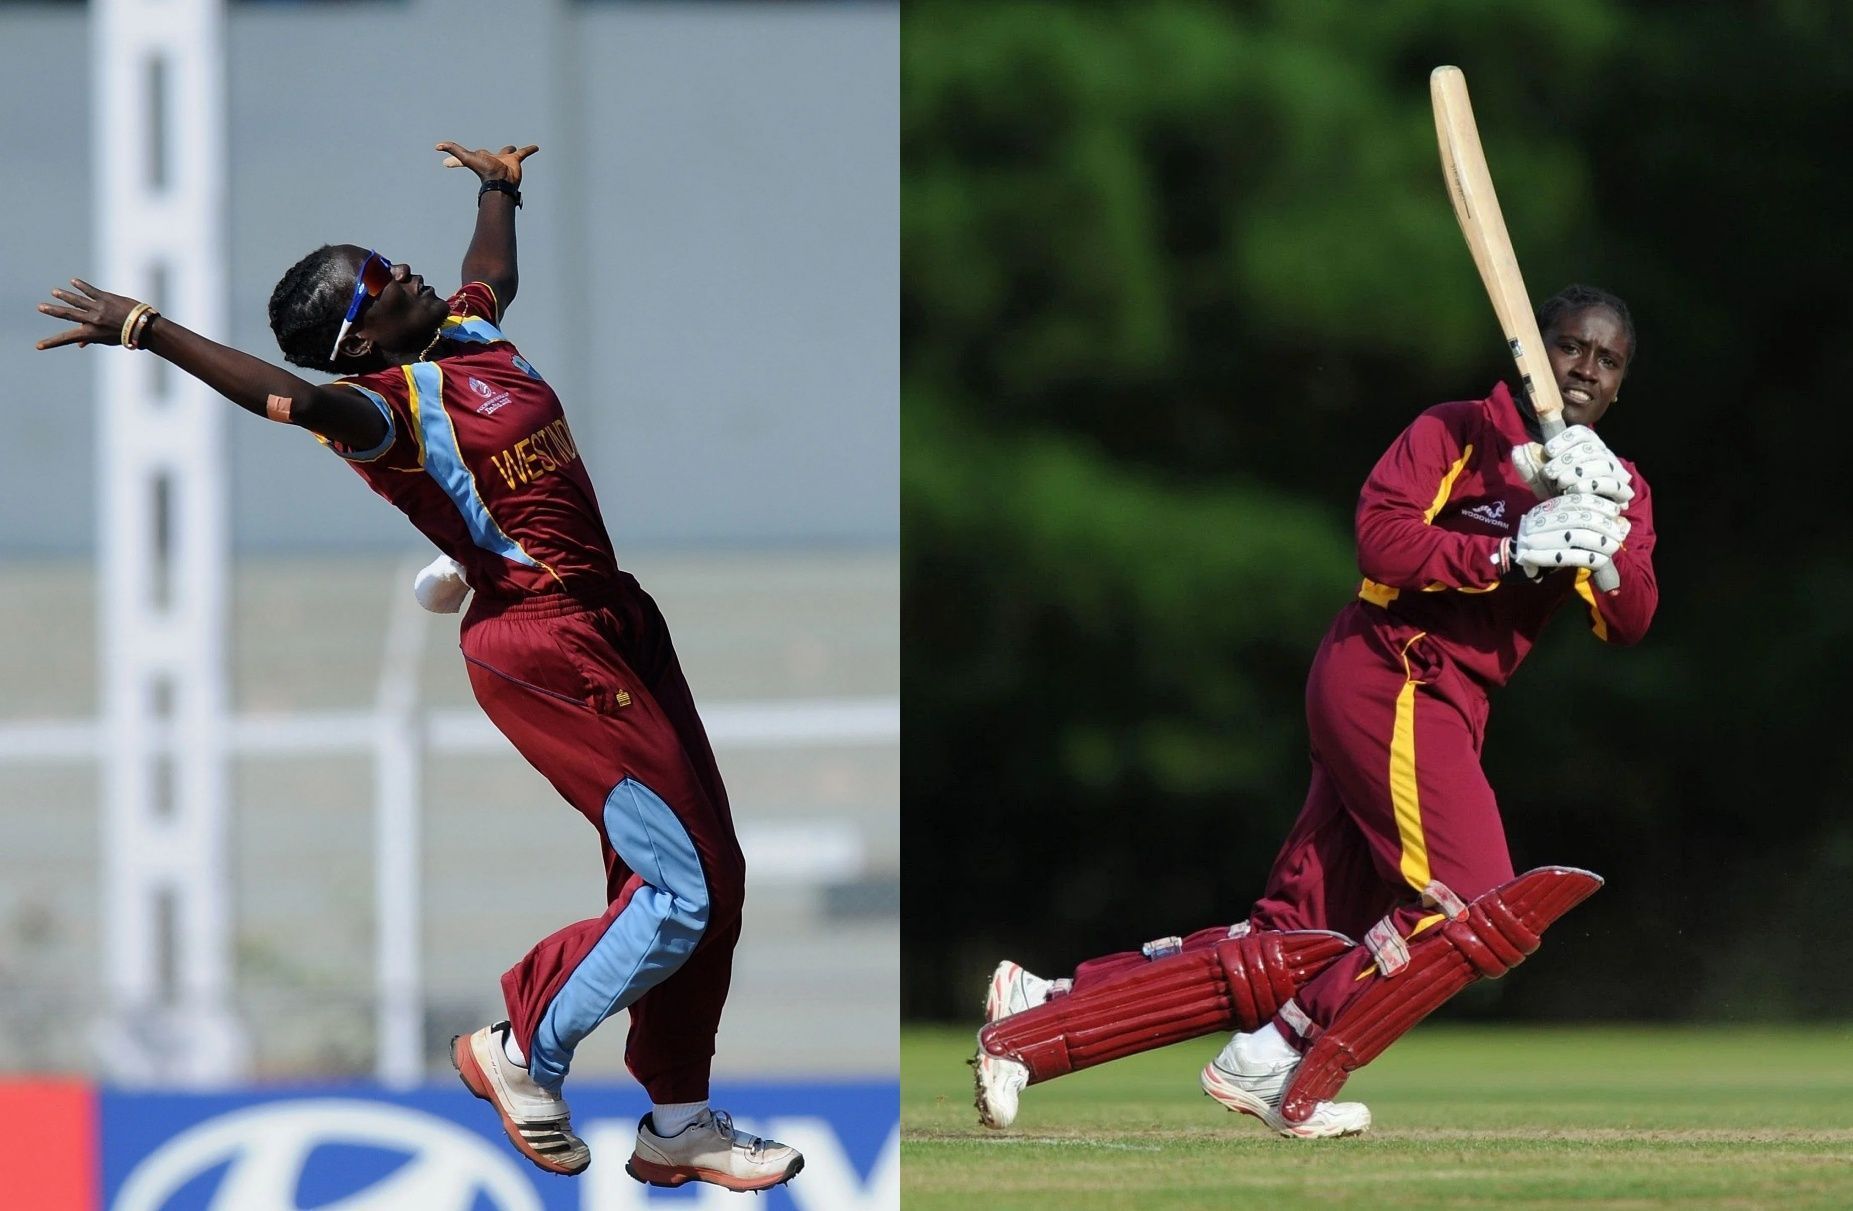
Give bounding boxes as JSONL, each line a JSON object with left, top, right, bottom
{"left": 328, "top": 250, "right": 396, "bottom": 362}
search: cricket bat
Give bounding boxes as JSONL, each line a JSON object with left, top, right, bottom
{"left": 1430, "top": 65, "right": 1620, "bottom": 592}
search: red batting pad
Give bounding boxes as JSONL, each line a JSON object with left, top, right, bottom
{"left": 1279, "top": 865, "right": 1602, "bottom": 1122}
{"left": 0, "top": 1079, "right": 98, "bottom": 1210}
{"left": 979, "top": 930, "right": 1354, "bottom": 1084}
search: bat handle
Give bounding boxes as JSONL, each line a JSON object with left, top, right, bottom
{"left": 1537, "top": 415, "right": 1622, "bottom": 593}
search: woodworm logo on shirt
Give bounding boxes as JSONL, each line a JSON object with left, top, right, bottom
{"left": 1462, "top": 501, "right": 1510, "bottom": 530}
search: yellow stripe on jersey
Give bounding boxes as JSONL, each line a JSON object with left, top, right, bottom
{"left": 396, "top": 364, "right": 427, "bottom": 471}
{"left": 1573, "top": 568, "right": 1610, "bottom": 640}
{"left": 1391, "top": 632, "right": 1431, "bottom": 889}
{"left": 1424, "top": 445, "right": 1474, "bottom": 523}
{"left": 441, "top": 314, "right": 506, "bottom": 345}
{"left": 1359, "top": 444, "right": 1474, "bottom": 605}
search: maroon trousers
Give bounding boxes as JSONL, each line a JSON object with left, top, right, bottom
{"left": 459, "top": 575, "right": 745, "bottom": 1103}
{"left": 1248, "top": 603, "right": 1515, "bottom": 1048}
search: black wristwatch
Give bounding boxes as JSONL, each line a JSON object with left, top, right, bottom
{"left": 478, "top": 178, "right": 522, "bottom": 208}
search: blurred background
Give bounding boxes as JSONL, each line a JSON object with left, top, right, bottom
{"left": 1, "top": 0, "right": 895, "bottom": 1205}
{"left": 903, "top": 1, "right": 1853, "bottom": 1025}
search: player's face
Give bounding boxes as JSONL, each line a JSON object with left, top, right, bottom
{"left": 337, "top": 244, "right": 448, "bottom": 356}
{"left": 1545, "top": 306, "right": 1631, "bottom": 428}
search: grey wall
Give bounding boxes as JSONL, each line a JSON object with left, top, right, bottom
{"left": 1, "top": 0, "right": 897, "bottom": 554}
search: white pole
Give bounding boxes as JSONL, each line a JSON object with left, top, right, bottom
{"left": 373, "top": 564, "right": 429, "bottom": 1088}
{"left": 92, "top": 0, "right": 243, "bottom": 1084}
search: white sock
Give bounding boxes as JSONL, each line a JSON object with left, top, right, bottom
{"left": 651, "top": 1100, "right": 708, "bottom": 1136}
{"left": 1252, "top": 1022, "right": 1301, "bottom": 1066}
{"left": 501, "top": 1028, "right": 526, "bottom": 1067}
{"left": 1215, "top": 1022, "right": 1300, "bottom": 1074}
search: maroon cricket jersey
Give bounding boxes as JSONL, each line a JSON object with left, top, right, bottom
{"left": 324, "top": 282, "right": 619, "bottom": 598}
{"left": 1350, "top": 381, "right": 1657, "bottom": 688}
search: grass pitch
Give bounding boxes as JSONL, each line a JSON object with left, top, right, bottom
{"left": 903, "top": 1024, "right": 1853, "bottom": 1209}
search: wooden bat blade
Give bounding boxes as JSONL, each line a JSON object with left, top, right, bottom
{"left": 1429, "top": 65, "right": 1564, "bottom": 429}
{"left": 1432, "top": 66, "right": 1619, "bottom": 592}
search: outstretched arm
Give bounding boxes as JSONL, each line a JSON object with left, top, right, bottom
{"left": 35, "top": 278, "right": 388, "bottom": 449}
{"left": 437, "top": 141, "right": 538, "bottom": 318}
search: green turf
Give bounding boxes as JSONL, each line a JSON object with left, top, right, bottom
{"left": 903, "top": 1024, "right": 1853, "bottom": 1209}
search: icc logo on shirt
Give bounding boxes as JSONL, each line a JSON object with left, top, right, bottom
{"left": 468, "top": 375, "right": 514, "bottom": 415}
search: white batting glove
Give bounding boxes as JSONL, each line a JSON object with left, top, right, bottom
{"left": 1509, "top": 492, "right": 1630, "bottom": 577}
{"left": 413, "top": 554, "right": 471, "bottom": 613}
{"left": 1509, "top": 440, "right": 1549, "bottom": 496}
{"left": 1540, "top": 424, "right": 1634, "bottom": 503}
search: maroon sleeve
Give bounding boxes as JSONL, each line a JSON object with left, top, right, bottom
{"left": 322, "top": 367, "right": 423, "bottom": 470}
{"left": 1355, "top": 407, "right": 1506, "bottom": 591}
{"left": 451, "top": 281, "right": 501, "bottom": 323}
{"left": 1574, "top": 460, "right": 1657, "bottom": 644}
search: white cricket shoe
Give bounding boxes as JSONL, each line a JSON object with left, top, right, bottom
{"left": 626, "top": 1108, "right": 804, "bottom": 1192}
{"left": 451, "top": 1022, "right": 591, "bottom": 1175}
{"left": 1200, "top": 1028, "right": 1371, "bottom": 1140}
{"left": 971, "top": 1039, "right": 1029, "bottom": 1129}
{"left": 984, "top": 960, "right": 1061, "bottom": 1022}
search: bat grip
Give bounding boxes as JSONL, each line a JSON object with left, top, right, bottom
{"left": 1537, "top": 416, "right": 1622, "bottom": 593}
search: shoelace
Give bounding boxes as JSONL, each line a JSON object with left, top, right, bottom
{"left": 710, "top": 1111, "right": 768, "bottom": 1159}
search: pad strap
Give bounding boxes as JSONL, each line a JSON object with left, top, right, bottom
{"left": 979, "top": 929, "right": 1354, "bottom": 1085}
{"left": 1363, "top": 880, "right": 1468, "bottom": 976}
{"left": 1069, "top": 923, "right": 1247, "bottom": 991}
{"left": 1278, "top": 866, "right": 1602, "bottom": 1122}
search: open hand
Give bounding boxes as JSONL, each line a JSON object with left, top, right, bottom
{"left": 35, "top": 278, "right": 141, "bottom": 350}
{"left": 435, "top": 142, "right": 539, "bottom": 186}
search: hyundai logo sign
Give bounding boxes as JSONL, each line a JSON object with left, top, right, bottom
{"left": 94, "top": 1083, "right": 897, "bottom": 1210}
{"left": 112, "top": 1098, "right": 542, "bottom": 1211}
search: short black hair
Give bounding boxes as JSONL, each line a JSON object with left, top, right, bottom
{"left": 268, "top": 245, "right": 352, "bottom": 373}
{"left": 1537, "top": 284, "right": 1637, "bottom": 365}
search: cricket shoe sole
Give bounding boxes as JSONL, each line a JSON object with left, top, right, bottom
{"left": 625, "top": 1109, "right": 804, "bottom": 1192}
{"left": 451, "top": 1027, "right": 591, "bottom": 1175}
{"left": 971, "top": 1041, "right": 1028, "bottom": 1129}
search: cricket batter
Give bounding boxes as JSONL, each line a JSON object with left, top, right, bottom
{"left": 36, "top": 142, "right": 804, "bottom": 1191}
{"left": 974, "top": 286, "right": 1654, "bottom": 1138}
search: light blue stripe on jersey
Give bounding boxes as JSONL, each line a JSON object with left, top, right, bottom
{"left": 528, "top": 777, "right": 711, "bottom": 1090}
{"left": 407, "top": 361, "right": 537, "bottom": 567}
{"left": 442, "top": 315, "right": 505, "bottom": 345}
{"left": 328, "top": 383, "right": 395, "bottom": 462}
